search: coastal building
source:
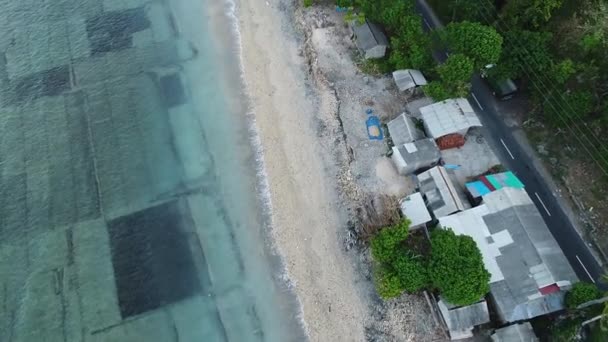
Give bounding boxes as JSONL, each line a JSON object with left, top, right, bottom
{"left": 417, "top": 166, "right": 468, "bottom": 218}
{"left": 491, "top": 323, "right": 538, "bottom": 342}
{"left": 420, "top": 98, "right": 482, "bottom": 150}
{"left": 391, "top": 138, "right": 441, "bottom": 175}
{"left": 352, "top": 20, "right": 388, "bottom": 59}
{"left": 392, "top": 69, "right": 427, "bottom": 92}
{"left": 399, "top": 192, "right": 432, "bottom": 230}
{"left": 465, "top": 171, "right": 524, "bottom": 204}
{"left": 438, "top": 187, "right": 578, "bottom": 323}
{"left": 387, "top": 113, "right": 423, "bottom": 146}
{"left": 438, "top": 298, "right": 490, "bottom": 340}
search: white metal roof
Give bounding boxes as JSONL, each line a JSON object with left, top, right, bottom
{"left": 387, "top": 113, "right": 424, "bottom": 146}
{"left": 491, "top": 323, "right": 538, "bottom": 342}
{"left": 439, "top": 205, "right": 504, "bottom": 282}
{"left": 417, "top": 166, "right": 466, "bottom": 217}
{"left": 420, "top": 98, "right": 481, "bottom": 138}
{"left": 400, "top": 192, "right": 432, "bottom": 228}
{"left": 438, "top": 187, "right": 578, "bottom": 322}
{"left": 392, "top": 69, "right": 428, "bottom": 91}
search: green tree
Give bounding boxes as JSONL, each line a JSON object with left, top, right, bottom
{"left": 428, "top": 229, "right": 490, "bottom": 306}
{"left": 565, "top": 282, "right": 602, "bottom": 309}
{"left": 496, "top": 29, "right": 553, "bottom": 79}
{"left": 370, "top": 219, "right": 410, "bottom": 263}
{"left": 501, "top": 0, "right": 563, "bottom": 29}
{"left": 437, "top": 53, "right": 474, "bottom": 86}
{"left": 446, "top": 0, "right": 496, "bottom": 23}
{"left": 423, "top": 81, "right": 451, "bottom": 101}
{"left": 442, "top": 21, "right": 503, "bottom": 68}
{"left": 393, "top": 254, "right": 427, "bottom": 292}
{"left": 551, "top": 59, "right": 576, "bottom": 85}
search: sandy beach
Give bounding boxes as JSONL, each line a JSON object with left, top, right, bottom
{"left": 237, "top": 1, "right": 445, "bottom": 341}
{"left": 238, "top": 0, "right": 371, "bottom": 340}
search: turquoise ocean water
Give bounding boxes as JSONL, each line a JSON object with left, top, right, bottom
{"left": 0, "top": 0, "right": 305, "bottom": 341}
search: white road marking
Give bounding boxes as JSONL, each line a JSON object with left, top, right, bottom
{"left": 576, "top": 255, "right": 596, "bottom": 283}
{"left": 423, "top": 18, "right": 431, "bottom": 29}
{"left": 500, "top": 138, "right": 514, "bottom": 159}
{"left": 534, "top": 192, "right": 551, "bottom": 216}
{"left": 471, "top": 93, "right": 483, "bottom": 110}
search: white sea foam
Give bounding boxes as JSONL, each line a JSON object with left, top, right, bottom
{"left": 223, "top": 0, "right": 310, "bottom": 337}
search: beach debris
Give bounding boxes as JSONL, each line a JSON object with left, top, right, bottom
{"left": 356, "top": 194, "right": 400, "bottom": 242}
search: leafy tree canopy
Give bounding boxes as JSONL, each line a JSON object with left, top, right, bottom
{"left": 445, "top": 0, "right": 496, "bottom": 23}
{"left": 370, "top": 219, "right": 410, "bottom": 263}
{"left": 496, "top": 29, "right": 553, "bottom": 79}
{"left": 565, "top": 282, "right": 602, "bottom": 309}
{"left": 437, "top": 53, "right": 474, "bottom": 85}
{"left": 428, "top": 229, "right": 490, "bottom": 306}
{"left": 393, "top": 254, "right": 428, "bottom": 292}
{"left": 501, "top": 0, "right": 563, "bottom": 29}
{"left": 442, "top": 21, "right": 503, "bottom": 68}
{"left": 423, "top": 81, "right": 451, "bottom": 101}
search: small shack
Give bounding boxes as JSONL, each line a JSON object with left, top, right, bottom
{"left": 491, "top": 323, "right": 538, "bottom": 342}
{"left": 352, "top": 20, "right": 388, "bottom": 59}
{"left": 391, "top": 138, "right": 440, "bottom": 175}
{"left": 420, "top": 98, "right": 482, "bottom": 150}
{"left": 392, "top": 69, "right": 427, "bottom": 92}
{"left": 438, "top": 299, "right": 490, "bottom": 340}
{"left": 387, "top": 113, "right": 424, "bottom": 146}
{"left": 417, "top": 166, "right": 468, "bottom": 218}
{"left": 399, "top": 192, "right": 432, "bottom": 230}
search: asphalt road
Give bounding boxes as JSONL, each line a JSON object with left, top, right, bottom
{"left": 415, "top": 0, "right": 606, "bottom": 287}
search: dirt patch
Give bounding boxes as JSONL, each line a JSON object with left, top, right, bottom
{"left": 297, "top": 4, "right": 444, "bottom": 341}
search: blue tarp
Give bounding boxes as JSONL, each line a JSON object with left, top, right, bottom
{"left": 366, "top": 116, "right": 383, "bottom": 140}
{"left": 466, "top": 181, "right": 491, "bottom": 197}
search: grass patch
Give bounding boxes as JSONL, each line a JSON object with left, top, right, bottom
{"left": 303, "top": 0, "right": 313, "bottom": 8}
{"left": 356, "top": 57, "right": 392, "bottom": 76}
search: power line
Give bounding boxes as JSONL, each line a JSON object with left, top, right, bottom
{"left": 475, "top": 0, "right": 608, "bottom": 156}
{"left": 469, "top": 0, "right": 608, "bottom": 174}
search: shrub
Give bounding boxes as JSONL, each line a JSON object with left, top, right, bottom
{"left": 393, "top": 254, "right": 427, "bottom": 292}
{"left": 566, "top": 282, "right": 602, "bottom": 309}
{"left": 428, "top": 229, "right": 490, "bottom": 306}
{"left": 375, "top": 265, "right": 403, "bottom": 299}
{"left": 303, "top": 0, "right": 313, "bottom": 7}
{"left": 370, "top": 219, "right": 410, "bottom": 263}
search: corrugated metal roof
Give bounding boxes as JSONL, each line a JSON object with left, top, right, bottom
{"left": 409, "top": 69, "right": 428, "bottom": 86}
{"left": 353, "top": 20, "right": 388, "bottom": 51}
{"left": 417, "top": 166, "right": 466, "bottom": 217}
{"left": 420, "top": 98, "right": 481, "bottom": 138}
{"left": 387, "top": 113, "right": 424, "bottom": 146}
{"left": 399, "top": 192, "right": 432, "bottom": 228}
{"left": 392, "top": 69, "right": 427, "bottom": 91}
{"left": 439, "top": 187, "right": 578, "bottom": 323}
{"left": 438, "top": 299, "right": 490, "bottom": 333}
{"left": 391, "top": 138, "right": 440, "bottom": 175}
{"left": 491, "top": 323, "right": 537, "bottom": 342}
